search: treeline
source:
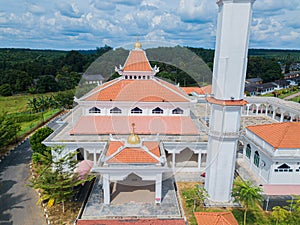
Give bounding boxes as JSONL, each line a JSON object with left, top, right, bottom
{"left": 188, "top": 47, "right": 285, "bottom": 83}
{"left": 0, "top": 46, "right": 297, "bottom": 94}
{"left": 0, "top": 45, "right": 112, "bottom": 96}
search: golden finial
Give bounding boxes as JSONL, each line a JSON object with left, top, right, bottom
{"left": 127, "top": 122, "right": 141, "bottom": 144}
{"left": 131, "top": 123, "right": 136, "bottom": 133}
{"left": 134, "top": 34, "right": 142, "bottom": 49}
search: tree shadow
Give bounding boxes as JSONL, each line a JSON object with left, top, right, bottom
{"left": 0, "top": 180, "right": 29, "bottom": 224}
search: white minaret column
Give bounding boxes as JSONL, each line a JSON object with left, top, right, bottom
{"left": 205, "top": 0, "right": 255, "bottom": 203}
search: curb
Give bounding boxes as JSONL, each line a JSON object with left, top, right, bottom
{"left": 30, "top": 163, "right": 52, "bottom": 225}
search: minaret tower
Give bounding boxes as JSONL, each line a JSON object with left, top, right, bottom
{"left": 205, "top": 0, "right": 256, "bottom": 203}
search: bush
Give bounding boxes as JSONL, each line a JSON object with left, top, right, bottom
{"left": 30, "top": 127, "right": 53, "bottom": 154}
{"left": 0, "top": 84, "right": 12, "bottom": 96}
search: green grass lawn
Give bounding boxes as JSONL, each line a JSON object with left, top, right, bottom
{"left": 0, "top": 92, "right": 55, "bottom": 114}
{"left": 0, "top": 93, "right": 62, "bottom": 143}
{"left": 16, "top": 109, "right": 60, "bottom": 136}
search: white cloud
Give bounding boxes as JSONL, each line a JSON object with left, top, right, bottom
{"left": 254, "top": 0, "right": 299, "bottom": 12}
{"left": 56, "top": 2, "right": 83, "bottom": 18}
{"left": 177, "top": 0, "right": 215, "bottom": 23}
{"left": 27, "top": 3, "right": 45, "bottom": 15}
{"left": 281, "top": 31, "right": 300, "bottom": 42}
{"left": 0, "top": 0, "right": 299, "bottom": 50}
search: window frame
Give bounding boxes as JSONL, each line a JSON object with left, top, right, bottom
{"left": 110, "top": 107, "right": 122, "bottom": 114}
{"left": 89, "top": 106, "right": 101, "bottom": 114}
{"left": 254, "top": 151, "right": 260, "bottom": 167}
{"left": 152, "top": 107, "right": 164, "bottom": 114}
{"left": 246, "top": 144, "right": 251, "bottom": 159}
{"left": 172, "top": 107, "right": 184, "bottom": 114}
{"left": 131, "top": 107, "right": 143, "bottom": 114}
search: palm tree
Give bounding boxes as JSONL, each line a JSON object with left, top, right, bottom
{"left": 232, "top": 178, "right": 263, "bottom": 225}
{"left": 27, "top": 97, "right": 39, "bottom": 113}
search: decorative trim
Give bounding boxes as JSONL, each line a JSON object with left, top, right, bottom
{"left": 206, "top": 97, "right": 248, "bottom": 106}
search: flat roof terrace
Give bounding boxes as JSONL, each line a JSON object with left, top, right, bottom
{"left": 81, "top": 176, "right": 182, "bottom": 219}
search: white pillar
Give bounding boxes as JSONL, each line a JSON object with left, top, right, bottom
{"left": 256, "top": 104, "right": 260, "bottom": 115}
{"left": 84, "top": 149, "right": 87, "bottom": 160}
{"left": 242, "top": 144, "right": 246, "bottom": 160}
{"left": 280, "top": 113, "right": 284, "bottom": 122}
{"left": 246, "top": 105, "right": 250, "bottom": 116}
{"left": 198, "top": 151, "right": 202, "bottom": 169}
{"left": 103, "top": 174, "right": 110, "bottom": 204}
{"left": 290, "top": 114, "right": 294, "bottom": 122}
{"left": 172, "top": 152, "right": 176, "bottom": 169}
{"left": 93, "top": 148, "right": 96, "bottom": 164}
{"left": 272, "top": 109, "right": 276, "bottom": 119}
{"left": 155, "top": 173, "right": 162, "bottom": 204}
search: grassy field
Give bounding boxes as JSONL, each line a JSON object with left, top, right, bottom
{"left": 0, "top": 93, "right": 62, "bottom": 151}
{"left": 0, "top": 92, "right": 55, "bottom": 114}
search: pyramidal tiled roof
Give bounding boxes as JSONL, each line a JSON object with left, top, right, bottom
{"left": 106, "top": 141, "right": 160, "bottom": 163}
{"left": 83, "top": 78, "right": 190, "bottom": 102}
{"left": 123, "top": 49, "right": 152, "bottom": 72}
{"left": 194, "top": 212, "right": 238, "bottom": 225}
{"left": 247, "top": 122, "right": 300, "bottom": 149}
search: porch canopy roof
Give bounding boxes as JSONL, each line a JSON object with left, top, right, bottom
{"left": 263, "top": 184, "right": 300, "bottom": 196}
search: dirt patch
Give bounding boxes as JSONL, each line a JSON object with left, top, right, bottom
{"left": 47, "top": 201, "right": 81, "bottom": 225}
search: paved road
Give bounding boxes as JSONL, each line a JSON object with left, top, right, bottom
{"left": 0, "top": 140, "right": 46, "bottom": 225}
{"left": 283, "top": 91, "right": 300, "bottom": 100}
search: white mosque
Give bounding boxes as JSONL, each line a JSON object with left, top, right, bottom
{"left": 43, "top": 0, "right": 300, "bottom": 216}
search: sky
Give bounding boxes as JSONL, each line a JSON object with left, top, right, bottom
{"left": 0, "top": 0, "right": 299, "bottom": 50}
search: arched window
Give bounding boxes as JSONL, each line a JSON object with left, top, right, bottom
{"left": 152, "top": 107, "right": 163, "bottom": 114}
{"left": 89, "top": 107, "right": 101, "bottom": 114}
{"left": 131, "top": 107, "right": 142, "bottom": 114}
{"left": 274, "top": 163, "right": 293, "bottom": 172}
{"left": 246, "top": 144, "right": 251, "bottom": 159}
{"left": 254, "top": 151, "right": 260, "bottom": 167}
{"left": 172, "top": 107, "right": 183, "bottom": 114}
{"left": 110, "top": 107, "right": 122, "bottom": 114}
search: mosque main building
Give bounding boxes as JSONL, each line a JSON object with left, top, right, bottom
{"left": 43, "top": 0, "right": 300, "bottom": 223}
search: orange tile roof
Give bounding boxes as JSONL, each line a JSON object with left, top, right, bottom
{"left": 84, "top": 79, "right": 189, "bottom": 102}
{"left": 206, "top": 97, "right": 248, "bottom": 106}
{"left": 106, "top": 141, "right": 160, "bottom": 163}
{"left": 201, "top": 84, "right": 212, "bottom": 94}
{"left": 76, "top": 219, "right": 186, "bottom": 225}
{"left": 69, "top": 116, "right": 199, "bottom": 135}
{"left": 247, "top": 122, "right": 300, "bottom": 149}
{"left": 194, "top": 212, "right": 238, "bottom": 225}
{"left": 182, "top": 87, "right": 205, "bottom": 95}
{"left": 123, "top": 50, "right": 152, "bottom": 72}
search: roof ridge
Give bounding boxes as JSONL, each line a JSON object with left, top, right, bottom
{"left": 82, "top": 78, "right": 122, "bottom": 100}
{"left": 123, "top": 49, "right": 153, "bottom": 72}
{"left": 276, "top": 122, "right": 292, "bottom": 149}
{"left": 154, "top": 78, "right": 190, "bottom": 101}
{"left": 106, "top": 144, "right": 126, "bottom": 162}
{"left": 123, "top": 50, "right": 133, "bottom": 71}
{"left": 141, "top": 50, "right": 153, "bottom": 71}
{"left": 141, "top": 145, "right": 160, "bottom": 162}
